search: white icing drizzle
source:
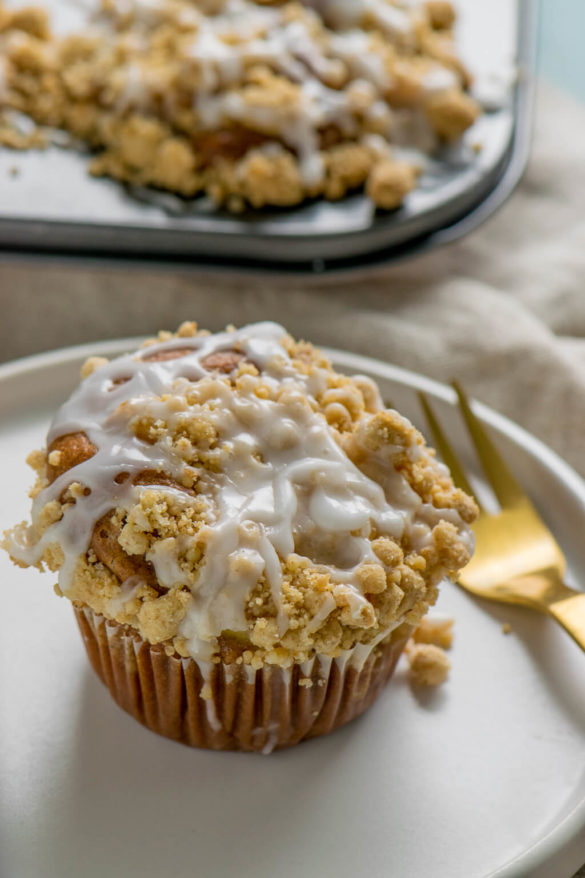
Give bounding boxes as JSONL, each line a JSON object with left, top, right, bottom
{"left": 199, "top": 662, "right": 223, "bottom": 730}
{"left": 8, "top": 321, "right": 471, "bottom": 662}
{"left": 90, "top": 0, "right": 463, "bottom": 186}
{"left": 422, "top": 65, "right": 459, "bottom": 96}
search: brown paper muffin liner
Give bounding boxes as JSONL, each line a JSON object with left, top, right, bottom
{"left": 74, "top": 605, "right": 412, "bottom": 752}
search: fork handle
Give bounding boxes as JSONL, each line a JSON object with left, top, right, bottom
{"left": 548, "top": 589, "right": 585, "bottom": 653}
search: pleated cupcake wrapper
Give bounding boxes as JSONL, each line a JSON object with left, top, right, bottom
{"left": 74, "top": 605, "right": 411, "bottom": 752}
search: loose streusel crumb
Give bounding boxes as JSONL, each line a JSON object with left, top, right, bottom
{"left": 412, "top": 615, "right": 454, "bottom": 649}
{"left": 0, "top": 0, "right": 480, "bottom": 211}
{"left": 502, "top": 622, "right": 512, "bottom": 635}
{"left": 406, "top": 641, "right": 451, "bottom": 686}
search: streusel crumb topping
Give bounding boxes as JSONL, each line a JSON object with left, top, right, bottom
{"left": 0, "top": 0, "right": 480, "bottom": 210}
{"left": 3, "top": 321, "right": 476, "bottom": 667}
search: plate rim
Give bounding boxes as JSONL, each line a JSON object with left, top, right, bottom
{"left": 1, "top": 335, "right": 584, "bottom": 878}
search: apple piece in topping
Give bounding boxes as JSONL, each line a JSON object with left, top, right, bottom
{"left": 91, "top": 509, "right": 162, "bottom": 592}
{"left": 192, "top": 126, "right": 268, "bottom": 166}
{"left": 199, "top": 350, "right": 245, "bottom": 373}
{"left": 47, "top": 432, "right": 96, "bottom": 482}
{"left": 143, "top": 346, "right": 246, "bottom": 374}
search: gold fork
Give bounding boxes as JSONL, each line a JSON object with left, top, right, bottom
{"left": 419, "top": 383, "right": 585, "bottom": 653}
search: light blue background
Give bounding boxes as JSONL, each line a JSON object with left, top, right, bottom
{"left": 539, "top": 0, "right": 585, "bottom": 100}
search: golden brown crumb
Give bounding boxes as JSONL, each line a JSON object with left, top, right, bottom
{"left": 425, "top": 89, "right": 481, "bottom": 142}
{"left": 47, "top": 449, "right": 62, "bottom": 467}
{"left": 425, "top": 1, "right": 456, "bottom": 30}
{"left": 323, "top": 143, "right": 374, "bottom": 200}
{"left": 138, "top": 588, "right": 191, "bottom": 643}
{"left": 1, "top": 5, "right": 49, "bottom": 38}
{"left": 366, "top": 161, "right": 417, "bottom": 210}
{"left": 407, "top": 641, "right": 451, "bottom": 686}
{"left": 502, "top": 622, "right": 512, "bottom": 635}
{"left": 176, "top": 321, "right": 198, "bottom": 338}
{"left": 413, "top": 616, "right": 454, "bottom": 649}
{"left": 0, "top": 124, "right": 47, "bottom": 151}
{"left": 355, "top": 563, "right": 387, "bottom": 595}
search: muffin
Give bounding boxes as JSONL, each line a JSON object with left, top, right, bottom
{"left": 0, "top": 0, "right": 480, "bottom": 211}
{"left": 3, "top": 321, "right": 476, "bottom": 752}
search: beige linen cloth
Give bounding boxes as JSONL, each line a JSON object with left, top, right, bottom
{"left": 1, "top": 82, "right": 585, "bottom": 875}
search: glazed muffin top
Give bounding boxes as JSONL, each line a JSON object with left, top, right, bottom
{"left": 4, "top": 321, "right": 476, "bottom": 667}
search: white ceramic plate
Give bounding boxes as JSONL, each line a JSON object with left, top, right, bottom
{"left": 1, "top": 341, "right": 585, "bottom": 878}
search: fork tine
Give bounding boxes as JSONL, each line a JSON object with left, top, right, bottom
{"left": 418, "top": 391, "right": 481, "bottom": 507}
{"left": 452, "top": 382, "right": 526, "bottom": 509}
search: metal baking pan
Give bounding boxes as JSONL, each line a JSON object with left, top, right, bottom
{"left": 0, "top": 0, "right": 537, "bottom": 273}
